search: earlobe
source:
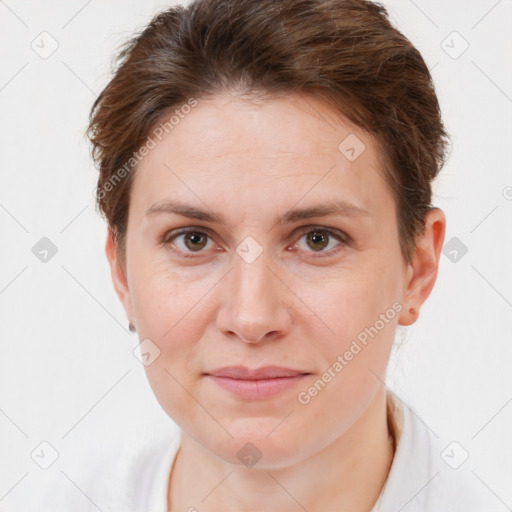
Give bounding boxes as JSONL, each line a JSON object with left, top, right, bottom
{"left": 398, "top": 208, "right": 446, "bottom": 326}
{"left": 105, "top": 228, "right": 133, "bottom": 322}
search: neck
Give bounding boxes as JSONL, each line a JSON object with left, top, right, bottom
{"left": 168, "top": 385, "right": 395, "bottom": 512}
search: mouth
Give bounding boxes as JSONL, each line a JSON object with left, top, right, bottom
{"left": 204, "top": 365, "right": 311, "bottom": 400}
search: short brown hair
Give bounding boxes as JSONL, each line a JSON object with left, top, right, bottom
{"left": 87, "top": 0, "right": 449, "bottom": 266}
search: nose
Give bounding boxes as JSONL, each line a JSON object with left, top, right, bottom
{"left": 216, "top": 250, "right": 292, "bottom": 344}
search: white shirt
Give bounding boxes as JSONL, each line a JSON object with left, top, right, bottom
{"left": 38, "top": 391, "right": 496, "bottom": 511}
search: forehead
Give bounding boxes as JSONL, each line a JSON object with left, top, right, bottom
{"left": 144, "top": 93, "right": 373, "bottom": 163}
{"left": 130, "top": 93, "right": 394, "bottom": 225}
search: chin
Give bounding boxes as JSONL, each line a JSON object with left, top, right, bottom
{"left": 206, "top": 426, "right": 306, "bottom": 469}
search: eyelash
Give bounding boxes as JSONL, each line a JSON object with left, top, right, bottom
{"left": 161, "top": 226, "right": 350, "bottom": 259}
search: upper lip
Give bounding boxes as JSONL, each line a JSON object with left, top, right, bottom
{"left": 206, "top": 365, "right": 309, "bottom": 380}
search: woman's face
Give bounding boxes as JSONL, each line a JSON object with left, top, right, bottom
{"left": 109, "top": 93, "right": 413, "bottom": 467}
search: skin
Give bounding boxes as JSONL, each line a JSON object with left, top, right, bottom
{"left": 105, "top": 92, "right": 446, "bottom": 512}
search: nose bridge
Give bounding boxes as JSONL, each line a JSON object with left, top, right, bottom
{"left": 234, "top": 251, "right": 274, "bottom": 309}
{"left": 218, "top": 246, "right": 290, "bottom": 343}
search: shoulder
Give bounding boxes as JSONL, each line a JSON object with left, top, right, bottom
{"left": 36, "top": 428, "right": 181, "bottom": 512}
{"left": 122, "top": 428, "right": 181, "bottom": 511}
{"left": 378, "top": 392, "right": 497, "bottom": 512}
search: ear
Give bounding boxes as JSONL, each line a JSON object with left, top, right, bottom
{"left": 105, "top": 228, "right": 134, "bottom": 326}
{"left": 398, "top": 207, "right": 446, "bottom": 326}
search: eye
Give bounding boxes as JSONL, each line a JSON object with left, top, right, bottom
{"left": 162, "top": 225, "right": 349, "bottom": 259}
{"left": 162, "top": 227, "right": 216, "bottom": 258}
{"left": 293, "top": 226, "right": 348, "bottom": 256}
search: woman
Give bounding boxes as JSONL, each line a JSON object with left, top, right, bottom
{"left": 69, "top": 0, "right": 488, "bottom": 510}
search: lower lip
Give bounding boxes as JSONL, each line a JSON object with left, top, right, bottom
{"left": 207, "top": 374, "right": 309, "bottom": 400}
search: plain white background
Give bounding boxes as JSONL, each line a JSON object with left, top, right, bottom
{"left": 1, "top": 0, "right": 511, "bottom": 510}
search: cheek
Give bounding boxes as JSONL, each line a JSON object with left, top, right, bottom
{"left": 130, "top": 259, "right": 217, "bottom": 362}
{"left": 293, "top": 272, "right": 398, "bottom": 435}
{"left": 297, "top": 264, "right": 400, "bottom": 387}
{"left": 309, "top": 265, "right": 397, "bottom": 336}
{"left": 133, "top": 271, "right": 212, "bottom": 428}
{"left": 130, "top": 252, "right": 208, "bottom": 335}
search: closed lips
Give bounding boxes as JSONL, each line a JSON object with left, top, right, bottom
{"left": 205, "top": 365, "right": 310, "bottom": 379}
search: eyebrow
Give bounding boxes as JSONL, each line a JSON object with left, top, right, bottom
{"left": 145, "top": 198, "right": 369, "bottom": 228}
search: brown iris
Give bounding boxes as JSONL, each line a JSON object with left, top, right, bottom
{"left": 183, "top": 231, "right": 208, "bottom": 251}
{"left": 306, "top": 231, "right": 329, "bottom": 252}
